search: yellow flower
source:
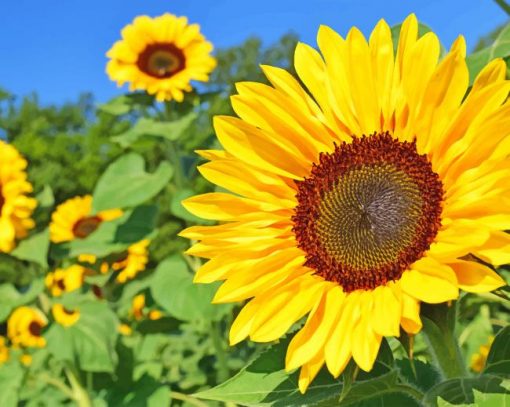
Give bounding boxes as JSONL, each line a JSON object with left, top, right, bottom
{"left": 0, "top": 337, "right": 9, "bottom": 364}
{"left": 114, "top": 240, "right": 150, "bottom": 283}
{"left": 20, "top": 353, "right": 32, "bottom": 367}
{"left": 0, "top": 140, "right": 36, "bottom": 253}
{"left": 49, "top": 195, "right": 122, "bottom": 243}
{"left": 131, "top": 294, "right": 146, "bottom": 321}
{"left": 118, "top": 323, "right": 133, "bottom": 336}
{"left": 106, "top": 13, "right": 216, "bottom": 102}
{"left": 8, "top": 307, "right": 47, "bottom": 348}
{"left": 52, "top": 304, "right": 80, "bottom": 327}
{"left": 470, "top": 336, "right": 494, "bottom": 373}
{"left": 148, "top": 310, "right": 163, "bottom": 320}
{"left": 180, "top": 14, "right": 509, "bottom": 393}
{"left": 45, "top": 265, "right": 86, "bottom": 297}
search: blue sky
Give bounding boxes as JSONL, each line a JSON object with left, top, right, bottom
{"left": 0, "top": 0, "right": 507, "bottom": 105}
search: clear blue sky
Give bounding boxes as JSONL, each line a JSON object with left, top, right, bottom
{"left": 0, "top": 0, "right": 507, "bottom": 105}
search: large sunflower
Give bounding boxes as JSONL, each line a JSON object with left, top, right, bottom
{"left": 106, "top": 14, "right": 216, "bottom": 102}
{"left": 181, "top": 15, "right": 509, "bottom": 392}
{"left": 49, "top": 195, "right": 122, "bottom": 243}
{"left": 0, "top": 140, "right": 36, "bottom": 253}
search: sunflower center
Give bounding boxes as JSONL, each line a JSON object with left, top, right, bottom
{"left": 137, "top": 43, "right": 185, "bottom": 78}
{"left": 73, "top": 216, "right": 102, "bottom": 239}
{"left": 28, "top": 321, "right": 42, "bottom": 337}
{"left": 293, "top": 132, "right": 443, "bottom": 292}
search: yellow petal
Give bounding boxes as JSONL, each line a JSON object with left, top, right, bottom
{"left": 448, "top": 260, "right": 505, "bottom": 293}
{"left": 400, "top": 293, "right": 422, "bottom": 334}
{"left": 370, "top": 284, "right": 401, "bottom": 337}
{"left": 298, "top": 352, "right": 324, "bottom": 394}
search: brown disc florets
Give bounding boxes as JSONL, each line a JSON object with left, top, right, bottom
{"left": 137, "top": 43, "right": 185, "bottom": 78}
{"left": 292, "top": 132, "right": 443, "bottom": 292}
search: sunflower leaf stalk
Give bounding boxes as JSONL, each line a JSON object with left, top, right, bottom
{"left": 421, "top": 302, "right": 467, "bottom": 379}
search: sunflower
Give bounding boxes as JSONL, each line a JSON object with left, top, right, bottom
{"left": 180, "top": 14, "right": 509, "bottom": 392}
{"left": 106, "top": 14, "right": 216, "bottom": 102}
{"left": 131, "top": 294, "right": 145, "bottom": 321}
{"left": 49, "top": 195, "right": 122, "bottom": 243}
{"left": 8, "top": 307, "right": 47, "bottom": 348}
{"left": 45, "top": 265, "right": 87, "bottom": 297}
{"left": 470, "top": 335, "right": 494, "bottom": 372}
{"left": 0, "top": 337, "right": 9, "bottom": 364}
{"left": 52, "top": 304, "right": 80, "bottom": 327}
{"left": 0, "top": 140, "right": 36, "bottom": 253}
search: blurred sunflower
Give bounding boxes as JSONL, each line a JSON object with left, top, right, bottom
{"left": 181, "top": 14, "right": 509, "bottom": 392}
{"left": 45, "top": 265, "right": 87, "bottom": 297}
{"left": 106, "top": 13, "right": 216, "bottom": 102}
{"left": 470, "top": 335, "right": 494, "bottom": 372}
{"left": 8, "top": 307, "right": 47, "bottom": 348}
{"left": 52, "top": 304, "right": 80, "bottom": 327}
{"left": 49, "top": 195, "right": 122, "bottom": 243}
{"left": 131, "top": 294, "right": 145, "bottom": 321}
{"left": 0, "top": 140, "right": 36, "bottom": 253}
{"left": 0, "top": 337, "right": 9, "bottom": 364}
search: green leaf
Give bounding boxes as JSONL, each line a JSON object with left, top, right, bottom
{"left": 67, "top": 205, "right": 157, "bottom": 258}
{"left": 98, "top": 94, "right": 154, "bottom": 116}
{"left": 0, "top": 279, "right": 45, "bottom": 321}
{"left": 0, "top": 362, "right": 24, "bottom": 407}
{"left": 195, "top": 337, "right": 404, "bottom": 406}
{"left": 484, "top": 325, "right": 510, "bottom": 376}
{"left": 11, "top": 229, "right": 50, "bottom": 268}
{"left": 92, "top": 153, "right": 172, "bottom": 212}
{"left": 46, "top": 301, "right": 119, "bottom": 372}
{"left": 466, "top": 23, "right": 510, "bottom": 84}
{"left": 423, "top": 375, "right": 509, "bottom": 406}
{"left": 103, "top": 374, "right": 170, "bottom": 406}
{"left": 35, "top": 185, "right": 54, "bottom": 208}
{"left": 150, "top": 255, "right": 230, "bottom": 321}
{"left": 112, "top": 113, "right": 197, "bottom": 148}
{"left": 396, "top": 358, "right": 441, "bottom": 392}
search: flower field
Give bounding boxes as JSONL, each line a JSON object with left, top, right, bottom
{"left": 0, "top": 6, "right": 510, "bottom": 407}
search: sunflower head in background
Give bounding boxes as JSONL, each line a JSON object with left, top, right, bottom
{"left": 52, "top": 304, "right": 80, "bottom": 328}
{"left": 0, "top": 140, "right": 37, "bottom": 253}
{"left": 106, "top": 14, "right": 216, "bottom": 102}
{"left": 0, "top": 337, "right": 9, "bottom": 364}
{"left": 8, "top": 307, "right": 47, "bottom": 348}
{"left": 49, "top": 195, "right": 122, "bottom": 243}
{"left": 45, "top": 265, "right": 87, "bottom": 297}
{"left": 181, "top": 14, "right": 509, "bottom": 392}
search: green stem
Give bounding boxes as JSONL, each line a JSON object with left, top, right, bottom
{"left": 494, "top": 0, "right": 510, "bottom": 15}
{"left": 167, "top": 140, "right": 186, "bottom": 189}
{"left": 65, "top": 366, "right": 92, "bottom": 407}
{"left": 210, "top": 321, "right": 230, "bottom": 383}
{"left": 38, "top": 373, "right": 75, "bottom": 400}
{"left": 170, "top": 392, "right": 210, "bottom": 407}
{"left": 394, "top": 383, "right": 425, "bottom": 402}
{"left": 421, "top": 303, "right": 467, "bottom": 379}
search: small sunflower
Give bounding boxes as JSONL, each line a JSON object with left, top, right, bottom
{"left": 131, "top": 294, "right": 145, "bottom": 321}
{"left": 20, "top": 353, "right": 32, "bottom": 367}
{"left": 0, "top": 337, "right": 9, "bottom": 364}
{"left": 49, "top": 195, "right": 122, "bottom": 243}
{"left": 181, "top": 15, "right": 509, "bottom": 392}
{"left": 470, "top": 336, "right": 494, "bottom": 372}
{"left": 106, "top": 13, "right": 216, "bottom": 102}
{"left": 52, "top": 304, "right": 80, "bottom": 327}
{"left": 45, "top": 265, "right": 86, "bottom": 297}
{"left": 118, "top": 323, "right": 133, "bottom": 336}
{"left": 0, "top": 140, "right": 36, "bottom": 253}
{"left": 8, "top": 307, "right": 47, "bottom": 348}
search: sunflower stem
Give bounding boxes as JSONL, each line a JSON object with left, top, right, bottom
{"left": 421, "top": 302, "right": 467, "bottom": 379}
{"left": 494, "top": 0, "right": 510, "bottom": 15}
{"left": 210, "top": 320, "right": 230, "bottom": 383}
{"left": 64, "top": 365, "right": 92, "bottom": 407}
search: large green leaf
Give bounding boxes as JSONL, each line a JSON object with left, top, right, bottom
{"left": 67, "top": 205, "right": 157, "bottom": 258}
{"left": 112, "top": 114, "right": 197, "bottom": 148}
{"left": 150, "top": 255, "right": 230, "bottom": 321}
{"left": 11, "top": 229, "right": 50, "bottom": 268}
{"left": 98, "top": 93, "right": 155, "bottom": 116}
{"left": 102, "top": 374, "right": 170, "bottom": 406}
{"left": 437, "top": 389, "right": 510, "bottom": 407}
{"left": 195, "top": 337, "right": 408, "bottom": 406}
{"left": 0, "top": 362, "right": 24, "bottom": 407}
{"left": 466, "top": 23, "right": 510, "bottom": 84}
{"left": 423, "top": 375, "right": 509, "bottom": 406}
{"left": 45, "top": 301, "right": 119, "bottom": 372}
{"left": 0, "top": 279, "right": 44, "bottom": 321}
{"left": 92, "top": 153, "right": 172, "bottom": 212}
{"left": 484, "top": 325, "right": 510, "bottom": 376}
